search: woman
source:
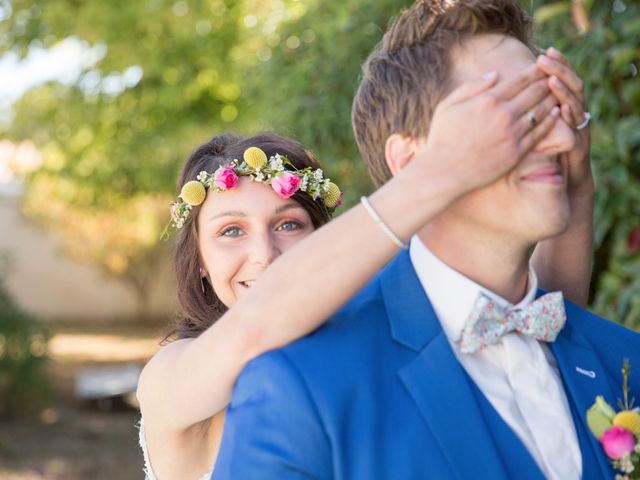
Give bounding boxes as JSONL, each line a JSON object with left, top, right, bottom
{"left": 137, "top": 56, "right": 593, "bottom": 479}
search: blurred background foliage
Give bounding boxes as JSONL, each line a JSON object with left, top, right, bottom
{"left": 0, "top": 261, "right": 50, "bottom": 417}
{"left": 533, "top": 0, "right": 640, "bottom": 328}
{"left": 0, "top": 0, "right": 638, "bottom": 327}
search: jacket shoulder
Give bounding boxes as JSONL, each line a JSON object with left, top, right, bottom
{"left": 565, "top": 300, "right": 640, "bottom": 354}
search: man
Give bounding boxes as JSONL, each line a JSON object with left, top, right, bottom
{"left": 213, "top": 1, "right": 639, "bottom": 478}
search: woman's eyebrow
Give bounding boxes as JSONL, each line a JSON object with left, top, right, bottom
{"left": 208, "top": 211, "right": 246, "bottom": 222}
{"left": 275, "top": 204, "right": 304, "bottom": 214}
{"left": 208, "top": 203, "right": 302, "bottom": 222}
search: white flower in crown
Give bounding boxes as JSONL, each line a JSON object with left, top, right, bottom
{"left": 197, "top": 171, "right": 208, "bottom": 182}
{"left": 269, "top": 154, "right": 285, "bottom": 172}
{"left": 300, "top": 173, "right": 309, "bottom": 192}
{"left": 322, "top": 178, "right": 330, "bottom": 192}
{"left": 254, "top": 171, "right": 265, "bottom": 182}
{"left": 314, "top": 168, "right": 323, "bottom": 181}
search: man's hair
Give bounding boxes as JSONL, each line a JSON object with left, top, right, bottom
{"left": 352, "top": 0, "right": 535, "bottom": 187}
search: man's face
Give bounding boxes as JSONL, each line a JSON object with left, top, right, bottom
{"left": 441, "top": 34, "right": 576, "bottom": 244}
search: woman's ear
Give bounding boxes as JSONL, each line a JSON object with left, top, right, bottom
{"left": 384, "top": 133, "right": 420, "bottom": 176}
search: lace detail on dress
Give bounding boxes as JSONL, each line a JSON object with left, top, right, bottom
{"left": 137, "top": 416, "right": 213, "bottom": 480}
{"left": 137, "top": 416, "right": 158, "bottom": 480}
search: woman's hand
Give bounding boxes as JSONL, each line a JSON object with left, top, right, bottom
{"left": 532, "top": 48, "right": 594, "bottom": 306}
{"left": 537, "top": 47, "right": 593, "bottom": 196}
{"left": 424, "top": 64, "right": 560, "bottom": 195}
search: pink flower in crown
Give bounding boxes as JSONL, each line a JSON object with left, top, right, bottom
{"left": 600, "top": 425, "right": 636, "bottom": 460}
{"left": 215, "top": 166, "right": 238, "bottom": 190}
{"left": 271, "top": 172, "right": 301, "bottom": 199}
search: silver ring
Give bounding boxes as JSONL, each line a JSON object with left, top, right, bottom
{"left": 528, "top": 112, "right": 537, "bottom": 127}
{"left": 576, "top": 111, "right": 591, "bottom": 130}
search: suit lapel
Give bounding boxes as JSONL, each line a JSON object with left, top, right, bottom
{"left": 380, "top": 251, "right": 512, "bottom": 479}
{"left": 549, "top": 301, "right": 617, "bottom": 479}
{"left": 398, "top": 333, "right": 514, "bottom": 479}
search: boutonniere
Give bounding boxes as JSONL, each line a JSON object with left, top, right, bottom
{"left": 587, "top": 359, "right": 640, "bottom": 479}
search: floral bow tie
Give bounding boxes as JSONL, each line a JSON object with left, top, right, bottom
{"left": 459, "top": 291, "right": 566, "bottom": 354}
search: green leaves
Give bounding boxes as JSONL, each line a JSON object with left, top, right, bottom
{"left": 587, "top": 396, "right": 615, "bottom": 438}
{"left": 536, "top": 0, "right": 640, "bottom": 329}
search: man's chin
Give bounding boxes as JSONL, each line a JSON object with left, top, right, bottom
{"left": 533, "top": 213, "right": 572, "bottom": 243}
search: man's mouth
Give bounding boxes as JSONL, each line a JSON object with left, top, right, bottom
{"left": 521, "top": 164, "right": 564, "bottom": 184}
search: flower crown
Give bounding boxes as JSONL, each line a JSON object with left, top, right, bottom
{"left": 164, "top": 147, "right": 342, "bottom": 235}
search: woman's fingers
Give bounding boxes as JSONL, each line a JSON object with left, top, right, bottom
{"left": 549, "top": 75, "right": 585, "bottom": 125}
{"left": 491, "top": 63, "right": 546, "bottom": 100}
{"left": 509, "top": 78, "right": 552, "bottom": 119}
{"left": 537, "top": 54, "right": 585, "bottom": 103}
{"left": 546, "top": 47, "right": 570, "bottom": 67}
{"left": 514, "top": 94, "right": 559, "bottom": 138}
{"left": 519, "top": 106, "right": 561, "bottom": 153}
{"left": 536, "top": 49, "right": 589, "bottom": 132}
{"left": 444, "top": 71, "right": 498, "bottom": 105}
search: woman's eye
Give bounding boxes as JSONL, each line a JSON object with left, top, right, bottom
{"left": 277, "top": 221, "right": 303, "bottom": 232}
{"left": 220, "top": 226, "right": 243, "bottom": 237}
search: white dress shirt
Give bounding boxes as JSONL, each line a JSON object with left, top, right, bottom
{"left": 409, "top": 235, "right": 582, "bottom": 480}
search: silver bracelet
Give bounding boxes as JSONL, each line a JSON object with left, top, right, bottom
{"left": 360, "top": 196, "right": 408, "bottom": 249}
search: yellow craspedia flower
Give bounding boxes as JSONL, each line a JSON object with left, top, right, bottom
{"left": 243, "top": 147, "right": 268, "bottom": 169}
{"left": 180, "top": 181, "right": 206, "bottom": 206}
{"left": 613, "top": 410, "right": 640, "bottom": 435}
{"left": 323, "top": 182, "right": 341, "bottom": 208}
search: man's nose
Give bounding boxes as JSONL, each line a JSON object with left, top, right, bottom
{"left": 249, "top": 232, "right": 281, "bottom": 267}
{"left": 532, "top": 115, "right": 576, "bottom": 156}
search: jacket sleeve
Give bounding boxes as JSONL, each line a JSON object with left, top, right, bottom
{"left": 212, "top": 349, "right": 332, "bottom": 480}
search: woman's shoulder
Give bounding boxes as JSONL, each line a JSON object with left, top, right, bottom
{"left": 137, "top": 338, "right": 194, "bottom": 408}
{"left": 140, "top": 338, "right": 193, "bottom": 378}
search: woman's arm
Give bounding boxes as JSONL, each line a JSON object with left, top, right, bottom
{"left": 532, "top": 48, "right": 594, "bottom": 306}
{"left": 137, "top": 66, "right": 562, "bottom": 432}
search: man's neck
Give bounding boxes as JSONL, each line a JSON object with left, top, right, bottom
{"left": 418, "top": 224, "right": 531, "bottom": 305}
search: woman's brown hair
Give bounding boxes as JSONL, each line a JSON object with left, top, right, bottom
{"left": 165, "top": 133, "right": 332, "bottom": 341}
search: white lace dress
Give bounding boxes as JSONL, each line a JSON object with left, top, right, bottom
{"left": 137, "top": 417, "right": 213, "bottom": 480}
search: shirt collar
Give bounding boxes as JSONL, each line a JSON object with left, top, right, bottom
{"left": 409, "top": 234, "right": 538, "bottom": 342}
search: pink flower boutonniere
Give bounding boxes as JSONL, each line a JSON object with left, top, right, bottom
{"left": 587, "top": 359, "right": 640, "bottom": 479}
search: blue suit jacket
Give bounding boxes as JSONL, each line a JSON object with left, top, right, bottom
{"left": 213, "top": 250, "right": 640, "bottom": 479}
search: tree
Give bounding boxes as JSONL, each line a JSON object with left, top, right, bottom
{"left": 534, "top": 0, "right": 640, "bottom": 328}
{"left": 2, "top": 0, "right": 253, "bottom": 317}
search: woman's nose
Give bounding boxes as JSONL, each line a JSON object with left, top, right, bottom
{"left": 248, "top": 232, "right": 281, "bottom": 267}
{"left": 532, "top": 115, "right": 576, "bottom": 156}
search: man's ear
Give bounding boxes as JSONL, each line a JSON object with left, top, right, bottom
{"left": 385, "top": 133, "right": 420, "bottom": 176}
